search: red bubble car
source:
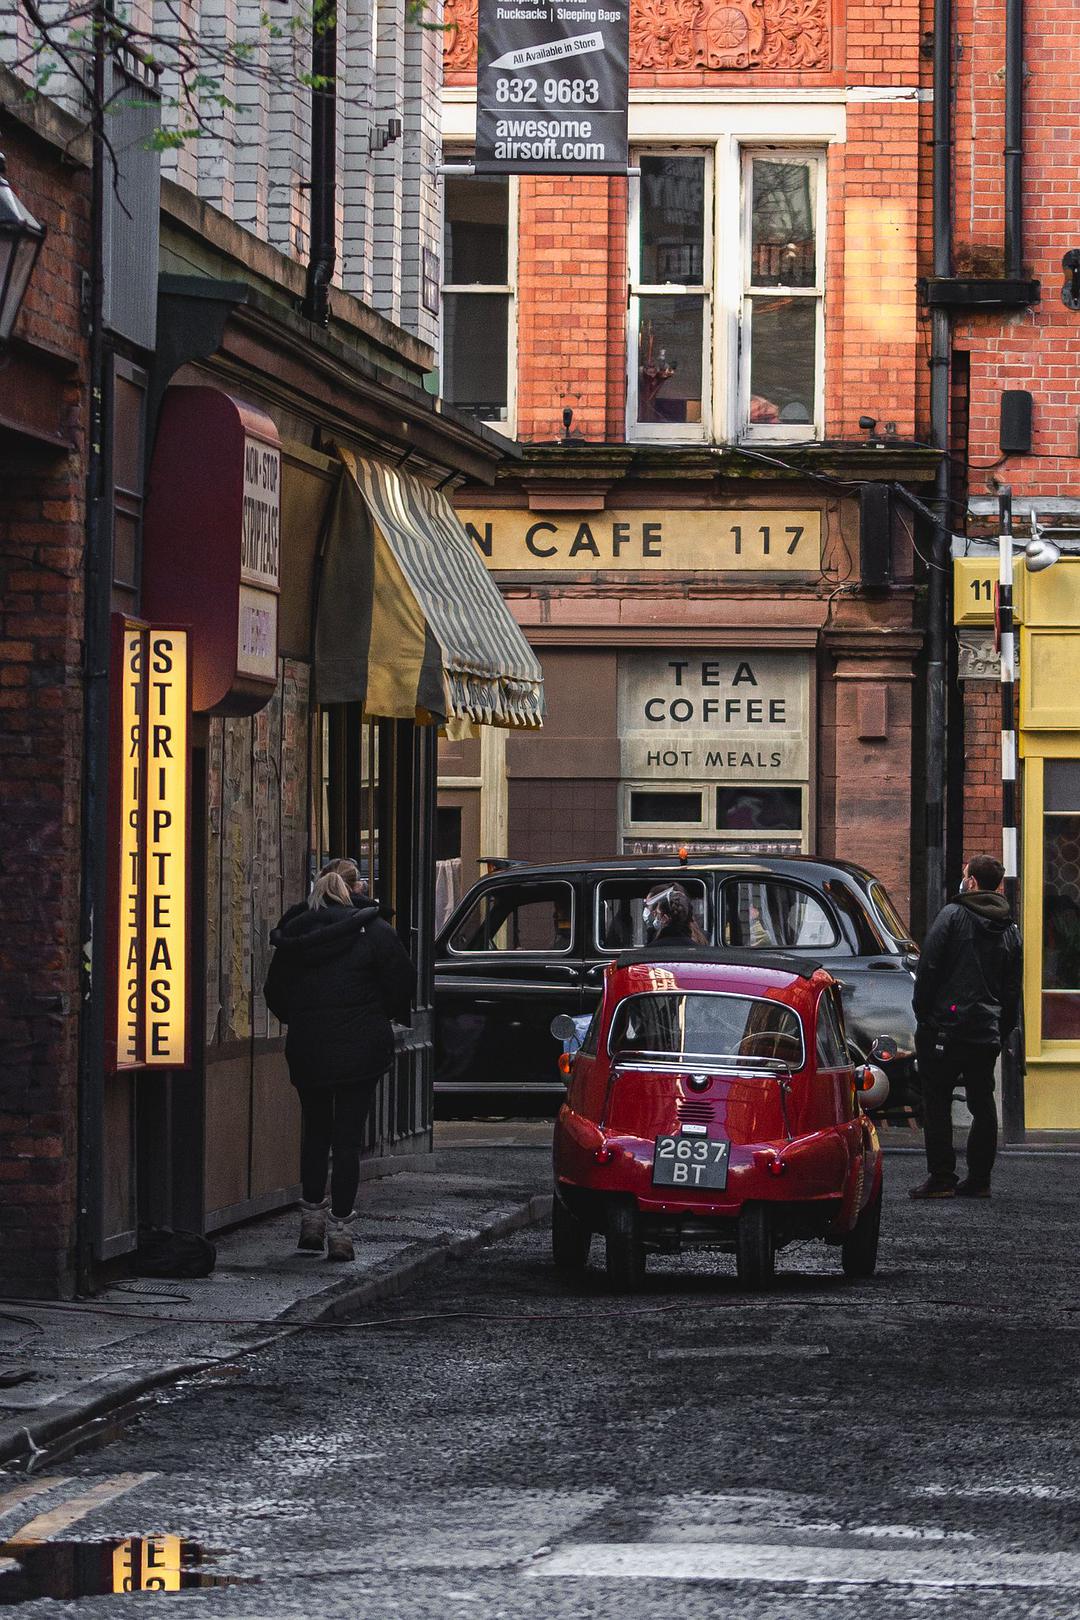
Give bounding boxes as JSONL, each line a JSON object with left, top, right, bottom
{"left": 550, "top": 947, "right": 885, "bottom": 1291}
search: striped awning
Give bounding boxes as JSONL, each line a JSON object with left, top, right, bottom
{"left": 315, "top": 448, "right": 544, "bottom": 730}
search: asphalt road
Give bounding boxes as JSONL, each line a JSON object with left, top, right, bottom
{"left": 3, "top": 1140, "right": 1080, "bottom": 1617}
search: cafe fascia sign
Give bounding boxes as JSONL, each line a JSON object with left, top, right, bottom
{"left": 458, "top": 507, "right": 822, "bottom": 572}
{"left": 618, "top": 650, "right": 811, "bottom": 780}
{"left": 108, "top": 618, "right": 190, "bottom": 1070}
{"left": 143, "top": 387, "right": 281, "bottom": 714}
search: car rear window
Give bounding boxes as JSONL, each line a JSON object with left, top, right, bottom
{"left": 608, "top": 992, "right": 804, "bottom": 1067}
{"left": 868, "top": 880, "right": 914, "bottom": 945}
{"left": 595, "top": 877, "right": 708, "bottom": 952}
{"left": 722, "top": 879, "right": 839, "bottom": 951}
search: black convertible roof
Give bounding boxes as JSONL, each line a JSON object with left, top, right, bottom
{"left": 613, "top": 946, "right": 823, "bottom": 979}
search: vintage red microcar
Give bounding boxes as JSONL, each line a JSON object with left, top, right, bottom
{"left": 550, "top": 947, "right": 885, "bottom": 1291}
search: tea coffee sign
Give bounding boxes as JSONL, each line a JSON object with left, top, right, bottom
{"left": 618, "top": 651, "right": 811, "bottom": 780}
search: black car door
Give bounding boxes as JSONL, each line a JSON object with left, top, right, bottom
{"left": 433, "top": 875, "right": 584, "bottom": 1096}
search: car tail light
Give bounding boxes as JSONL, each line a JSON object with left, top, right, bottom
{"left": 558, "top": 1052, "right": 572, "bottom": 1076}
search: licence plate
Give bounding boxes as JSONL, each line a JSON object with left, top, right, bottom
{"left": 652, "top": 1135, "right": 730, "bottom": 1190}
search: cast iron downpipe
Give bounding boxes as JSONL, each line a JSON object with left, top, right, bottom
{"left": 924, "top": 0, "right": 954, "bottom": 931}
{"left": 303, "top": 16, "right": 337, "bottom": 326}
{"left": 1004, "top": 0, "right": 1024, "bottom": 277}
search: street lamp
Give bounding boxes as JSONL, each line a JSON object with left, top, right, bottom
{"left": 0, "top": 153, "right": 47, "bottom": 348}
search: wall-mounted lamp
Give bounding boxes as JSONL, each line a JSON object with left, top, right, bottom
{"left": 0, "top": 153, "right": 46, "bottom": 348}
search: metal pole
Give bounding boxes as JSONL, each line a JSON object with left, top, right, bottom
{"left": 1004, "top": 0, "right": 1024, "bottom": 279}
{"left": 998, "top": 486, "right": 1024, "bottom": 1139}
{"left": 925, "top": 0, "right": 954, "bottom": 931}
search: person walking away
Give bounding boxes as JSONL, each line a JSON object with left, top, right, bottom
{"left": 643, "top": 882, "right": 708, "bottom": 946}
{"left": 910, "top": 854, "right": 1021, "bottom": 1200}
{"left": 264, "top": 860, "right": 416, "bottom": 1259}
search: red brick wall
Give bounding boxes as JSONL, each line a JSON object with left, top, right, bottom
{"left": 0, "top": 126, "right": 90, "bottom": 1298}
{"left": 952, "top": 0, "right": 1080, "bottom": 500}
{"left": 961, "top": 681, "right": 1003, "bottom": 859}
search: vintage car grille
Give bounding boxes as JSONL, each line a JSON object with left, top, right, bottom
{"left": 676, "top": 1097, "right": 716, "bottom": 1125}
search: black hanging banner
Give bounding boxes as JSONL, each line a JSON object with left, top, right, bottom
{"left": 474, "top": 0, "right": 630, "bottom": 175}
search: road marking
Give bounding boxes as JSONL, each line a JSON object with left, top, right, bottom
{"left": 2, "top": 1474, "right": 156, "bottom": 1548}
{"left": 0, "top": 1477, "right": 69, "bottom": 1519}
{"left": 652, "top": 1345, "right": 828, "bottom": 1361}
{"left": 526, "top": 1541, "right": 1080, "bottom": 1588}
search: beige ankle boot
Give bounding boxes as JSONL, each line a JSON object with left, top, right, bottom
{"left": 326, "top": 1211, "right": 356, "bottom": 1262}
{"left": 297, "top": 1198, "right": 329, "bottom": 1253}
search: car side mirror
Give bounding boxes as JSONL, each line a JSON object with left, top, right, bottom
{"left": 550, "top": 1013, "right": 579, "bottom": 1043}
{"left": 857, "top": 1063, "right": 890, "bottom": 1111}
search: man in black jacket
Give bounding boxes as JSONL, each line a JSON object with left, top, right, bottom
{"left": 910, "top": 854, "right": 1022, "bottom": 1200}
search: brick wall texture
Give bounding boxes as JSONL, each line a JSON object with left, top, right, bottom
{"left": 0, "top": 127, "right": 90, "bottom": 1297}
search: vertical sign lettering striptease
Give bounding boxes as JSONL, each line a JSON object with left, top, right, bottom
{"left": 143, "top": 630, "right": 188, "bottom": 1065}
{"left": 475, "top": 0, "right": 629, "bottom": 174}
{"left": 107, "top": 618, "right": 190, "bottom": 1071}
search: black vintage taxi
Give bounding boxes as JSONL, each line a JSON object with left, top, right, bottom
{"left": 433, "top": 854, "right": 920, "bottom": 1117}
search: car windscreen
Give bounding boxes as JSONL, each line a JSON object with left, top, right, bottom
{"left": 608, "top": 991, "right": 804, "bottom": 1067}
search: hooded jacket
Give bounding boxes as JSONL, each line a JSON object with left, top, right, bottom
{"left": 264, "top": 897, "right": 417, "bottom": 1091}
{"left": 912, "top": 890, "right": 1022, "bottom": 1046}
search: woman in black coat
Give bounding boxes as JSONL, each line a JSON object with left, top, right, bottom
{"left": 643, "top": 881, "right": 708, "bottom": 947}
{"left": 264, "top": 860, "right": 416, "bottom": 1261}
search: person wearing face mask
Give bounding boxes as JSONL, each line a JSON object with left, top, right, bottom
{"left": 909, "top": 854, "right": 1022, "bottom": 1201}
{"left": 643, "top": 882, "right": 708, "bottom": 947}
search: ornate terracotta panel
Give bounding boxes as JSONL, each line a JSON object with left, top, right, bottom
{"left": 442, "top": 0, "right": 830, "bottom": 75}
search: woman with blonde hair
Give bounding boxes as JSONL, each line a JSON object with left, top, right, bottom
{"left": 264, "top": 859, "right": 415, "bottom": 1260}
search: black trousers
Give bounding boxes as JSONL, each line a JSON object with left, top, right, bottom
{"left": 916, "top": 1032, "right": 999, "bottom": 1187}
{"left": 299, "top": 1084, "right": 377, "bottom": 1216}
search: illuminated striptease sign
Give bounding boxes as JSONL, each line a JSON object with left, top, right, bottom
{"left": 107, "top": 618, "right": 190, "bottom": 1071}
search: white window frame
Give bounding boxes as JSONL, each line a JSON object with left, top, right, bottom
{"left": 440, "top": 155, "right": 518, "bottom": 438}
{"left": 626, "top": 141, "right": 826, "bottom": 446}
{"left": 737, "top": 147, "right": 826, "bottom": 445}
{"left": 626, "top": 147, "right": 713, "bottom": 443}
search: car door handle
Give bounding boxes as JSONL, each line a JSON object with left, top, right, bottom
{"left": 545, "top": 965, "right": 581, "bottom": 980}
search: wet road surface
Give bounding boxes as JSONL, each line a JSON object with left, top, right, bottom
{"left": 2, "top": 1143, "right": 1080, "bottom": 1617}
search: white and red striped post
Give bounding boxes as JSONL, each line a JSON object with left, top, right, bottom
{"left": 998, "top": 486, "right": 1023, "bottom": 1139}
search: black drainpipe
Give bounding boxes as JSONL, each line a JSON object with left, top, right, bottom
{"left": 924, "top": 0, "right": 953, "bottom": 930}
{"left": 1004, "top": 0, "right": 1024, "bottom": 277}
{"left": 303, "top": 17, "right": 337, "bottom": 326}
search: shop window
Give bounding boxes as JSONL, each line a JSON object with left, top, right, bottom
{"left": 441, "top": 161, "right": 514, "bottom": 428}
{"left": 314, "top": 705, "right": 380, "bottom": 892}
{"left": 449, "top": 880, "right": 574, "bottom": 955}
{"left": 716, "top": 786, "right": 802, "bottom": 835}
{"left": 722, "top": 879, "right": 839, "bottom": 951}
{"left": 629, "top": 789, "right": 703, "bottom": 823}
{"left": 1042, "top": 762, "right": 1080, "bottom": 1040}
{"left": 596, "top": 876, "right": 709, "bottom": 952}
{"left": 627, "top": 147, "right": 824, "bottom": 444}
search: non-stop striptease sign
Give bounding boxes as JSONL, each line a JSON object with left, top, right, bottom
{"left": 475, "top": 0, "right": 629, "bottom": 174}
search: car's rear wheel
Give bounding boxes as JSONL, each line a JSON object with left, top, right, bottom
{"left": 736, "top": 1202, "right": 775, "bottom": 1289}
{"left": 605, "top": 1201, "right": 646, "bottom": 1293}
{"left": 841, "top": 1179, "right": 882, "bottom": 1279}
{"left": 551, "top": 1194, "right": 591, "bottom": 1272}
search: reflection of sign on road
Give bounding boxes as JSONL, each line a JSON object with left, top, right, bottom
{"left": 113, "top": 1537, "right": 182, "bottom": 1593}
{"left": 619, "top": 651, "right": 811, "bottom": 780}
{"left": 475, "top": 0, "right": 629, "bottom": 175}
{"left": 460, "top": 507, "right": 822, "bottom": 573}
{"left": 108, "top": 619, "right": 189, "bottom": 1072}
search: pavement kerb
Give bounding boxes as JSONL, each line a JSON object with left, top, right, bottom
{"left": 0, "top": 1192, "right": 550, "bottom": 1472}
